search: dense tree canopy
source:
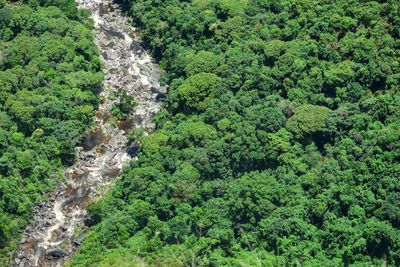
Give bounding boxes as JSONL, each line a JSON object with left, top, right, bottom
{"left": 1, "top": 0, "right": 399, "bottom": 265}
{"left": 69, "top": 0, "right": 400, "bottom": 266}
{"left": 0, "top": 0, "right": 101, "bottom": 261}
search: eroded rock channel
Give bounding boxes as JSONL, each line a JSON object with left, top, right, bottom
{"left": 15, "top": 0, "right": 166, "bottom": 266}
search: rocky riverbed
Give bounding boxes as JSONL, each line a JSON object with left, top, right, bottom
{"left": 14, "top": 0, "right": 166, "bottom": 266}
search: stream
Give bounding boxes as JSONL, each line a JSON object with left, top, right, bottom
{"left": 14, "top": 0, "right": 166, "bottom": 266}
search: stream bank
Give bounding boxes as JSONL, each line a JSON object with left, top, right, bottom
{"left": 14, "top": 0, "right": 166, "bottom": 266}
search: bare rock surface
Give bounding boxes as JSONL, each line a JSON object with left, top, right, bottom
{"left": 14, "top": 0, "right": 166, "bottom": 266}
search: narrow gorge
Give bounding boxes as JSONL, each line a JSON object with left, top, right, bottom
{"left": 15, "top": 0, "right": 166, "bottom": 266}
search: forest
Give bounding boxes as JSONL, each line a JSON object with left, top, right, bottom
{"left": 1, "top": 0, "right": 400, "bottom": 266}
{"left": 0, "top": 0, "right": 102, "bottom": 262}
{"left": 68, "top": 0, "right": 400, "bottom": 266}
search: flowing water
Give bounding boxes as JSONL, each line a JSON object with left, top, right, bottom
{"left": 14, "top": 0, "right": 166, "bottom": 266}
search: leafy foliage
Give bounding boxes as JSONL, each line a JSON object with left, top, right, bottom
{"left": 178, "top": 72, "right": 220, "bottom": 111}
{"left": 111, "top": 88, "right": 136, "bottom": 120}
{"left": 0, "top": 0, "right": 101, "bottom": 260}
{"left": 54, "top": 0, "right": 400, "bottom": 265}
{"left": 286, "top": 104, "right": 331, "bottom": 138}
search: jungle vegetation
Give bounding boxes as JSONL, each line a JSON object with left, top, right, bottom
{"left": 69, "top": 0, "right": 400, "bottom": 266}
{"left": 1, "top": 0, "right": 400, "bottom": 266}
{"left": 0, "top": 0, "right": 102, "bottom": 261}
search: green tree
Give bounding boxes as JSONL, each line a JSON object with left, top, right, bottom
{"left": 286, "top": 104, "right": 331, "bottom": 138}
{"left": 178, "top": 72, "right": 221, "bottom": 111}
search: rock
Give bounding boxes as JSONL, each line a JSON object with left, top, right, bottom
{"left": 73, "top": 231, "right": 87, "bottom": 246}
{"left": 38, "top": 221, "right": 45, "bottom": 229}
{"left": 58, "top": 182, "right": 67, "bottom": 191}
{"left": 121, "top": 75, "right": 133, "bottom": 83}
{"left": 46, "top": 248, "right": 64, "bottom": 259}
{"left": 31, "top": 233, "right": 41, "bottom": 240}
{"left": 61, "top": 222, "right": 70, "bottom": 232}
{"left": 20, "top": 247, "right": 35, "bottom": 258}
